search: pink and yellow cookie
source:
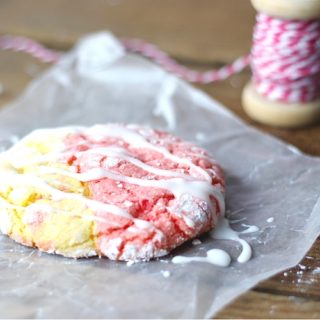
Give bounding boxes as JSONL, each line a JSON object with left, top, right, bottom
{"left": 0, "top": 124, "right": 225, "bottom": 261}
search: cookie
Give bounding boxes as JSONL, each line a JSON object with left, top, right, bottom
{"left": 0, "top": 124, "right": 225, "bottom": 261}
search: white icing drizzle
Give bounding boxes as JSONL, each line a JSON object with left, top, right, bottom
{"left": 17, "top": 124, "right": 215, "bottom": 184}
{"left": 210, "top": 217, "right": 252, "bottom": 263}
{"left": 77, "top": 146, "right": 193, "bottom": 179}
{"left": 172, "top": 249, "right": 231, "bottom": 267}
{"left": 37, "top": 166, "right": 224, "bottom": 217}
{"left": 86, "top": 124, "right": 212, "bottom": 181}
{"left": 0, "top": 172, "right": 163, "bottom": 237}
{"left": 0, "top": 196, "right": 122, "bottom": 226}
{"left": 22, "top": 146, "right": 192, "bottom": 181}
{"left": 0, "top": 172, "right": 131, "bottom": 219}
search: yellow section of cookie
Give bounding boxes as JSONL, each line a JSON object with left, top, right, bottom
{"left": 7, "top": 186, "right": 41, "bottom": 206}
{"left": 8, "top": 207, "right": 27, "bottom": 242}
{"left": 24, "top": 199, "right": 96, "bottom": 257}
{"left": 0, "top": 129, "right": 97, "bottom": 257}
{"left": 0, "top": 185, "right": 12, "bottom": 199}
{"left": 2, "top": 196, "right": 96, "bottom": 257}
{"left": 19, "top": 129, "right": 65, "bottom": 155}
{"left": 4, "top": 130, "right": 66, "bottom": 169}
{"left": 24, "top": 163, "right": 87, "bottom": 195}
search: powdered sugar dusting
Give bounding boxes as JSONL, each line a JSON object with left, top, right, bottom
{"left": 192, "top": 239, "right": 202, "bottom": 246}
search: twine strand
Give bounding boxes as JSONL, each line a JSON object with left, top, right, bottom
{"left": 0, "top": 12, "right": 319, "bottom": 104}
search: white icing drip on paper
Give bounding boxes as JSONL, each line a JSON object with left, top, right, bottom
{"left": 172, "top": 217, "right": 254, "bottom": 267}
{"left": 267, "top": 217, "right": 274, "bottom": 223}
{"left": 211, "top": 217, "right": 252, "bottom": 263}
{"left": 172, "top": 249, "right": 231, "bottom": 267}
{"left": 240, "top": 223, "right": 259, "bottom": 234}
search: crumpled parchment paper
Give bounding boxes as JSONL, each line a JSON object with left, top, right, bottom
{"left": 0, "top": 32, "right": 320, "bottom": 319}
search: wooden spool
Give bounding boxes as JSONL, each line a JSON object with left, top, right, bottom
{"left": 242, "top": 0, "right": 320, "bottom": 128}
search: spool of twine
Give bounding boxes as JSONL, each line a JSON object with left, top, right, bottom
{"left": 242, "top": 0, "right": 320, "bottom": 127}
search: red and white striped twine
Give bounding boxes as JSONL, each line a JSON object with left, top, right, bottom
{"left": 0, "top": 35, "right": 62, "bottom": 63}
{"left": 121, "top": 38, "right": 250, "bottom": 83}
{"left": 252, "top": 13, "right": 320, "bottom": 103}
{"left": 0, "top": 11, "right": 319, "bottom": 104}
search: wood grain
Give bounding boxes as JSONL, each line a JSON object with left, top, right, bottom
{"left": 0, "top": 0, "right": 255, "bottom": 62}
{"left": 0, "top": 0, "right": 319, "bottom": 318}
{"left": 217, "top": 291, "right": 320, "bottom": 319}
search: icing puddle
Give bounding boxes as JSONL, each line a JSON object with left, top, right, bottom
{"left": 172, "top": 248, "right": 231, "bottom": 267}
{"left": 172, "top": 216, "right": 259, "bottom": 267}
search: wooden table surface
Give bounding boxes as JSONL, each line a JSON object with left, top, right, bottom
{"left": 0, "top": 0, "right": 319, "bottom": 318}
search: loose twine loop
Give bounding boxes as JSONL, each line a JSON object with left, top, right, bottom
{"left": 0, "top": 11, "right": 319, "bottom": 105}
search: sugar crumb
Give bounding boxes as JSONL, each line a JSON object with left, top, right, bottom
{"left": 192, "top": 239, "right": 202, "bottom": 246}
{"left": 312, "top": 267, "right": 320, "bottom": 274}
{"left": 161, "top": 270, "right": 171, "bottom": 278}
{"left": 195, "top": 132, "right": 206, "bottom": 141}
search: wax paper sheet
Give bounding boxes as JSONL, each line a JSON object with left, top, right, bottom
{"left": 0, "top": 32, "right": 320, "bottom": 319}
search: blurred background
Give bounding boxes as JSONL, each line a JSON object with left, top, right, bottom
{"left": 1, "top": 0, "right": 319, "bottom": 156}
{"left": 0, "top": 0, "right": 254, "bottom": 123}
